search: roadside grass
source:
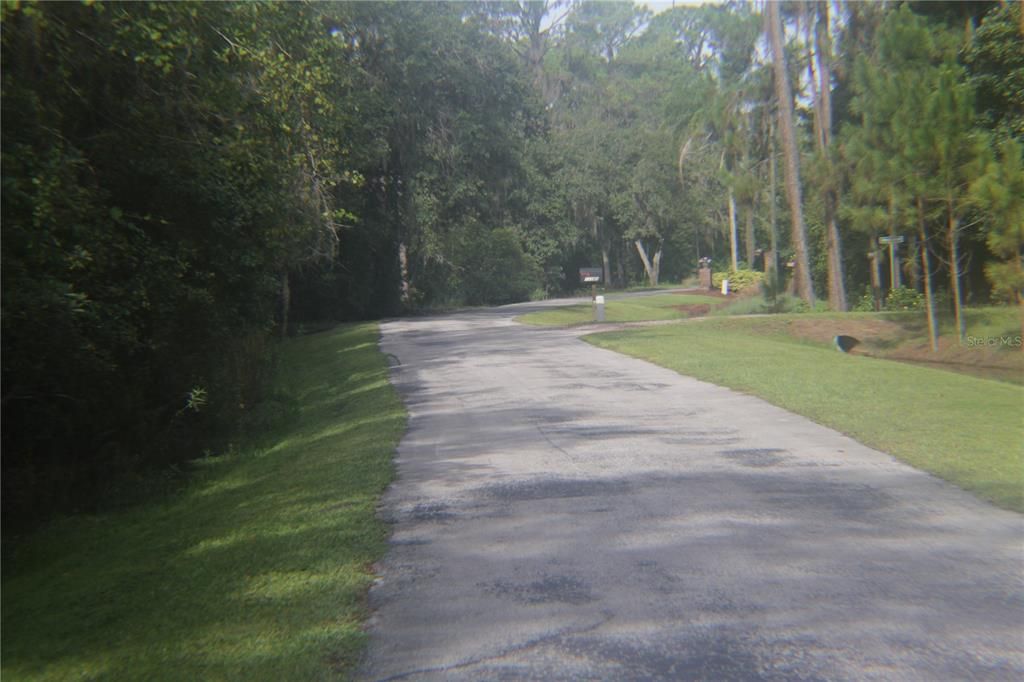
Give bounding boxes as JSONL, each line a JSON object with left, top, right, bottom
{"left": 697, "top": 306, "right": 1024, "bottom": 384}
{"left": 617, "top": 283, "right": 691, "bottom": 293}
{"left": 695, "top": 306, "right": 1021, "bottom": 347}
{"left": 710, "top": 293, "right": 829, "bottom": 316}
{"left": 1, "top": 323, "right": 405, "bottom": 681}
{"left": 517, "top": 293, "right": 721, "bottom": 326}
{"left": 586, "top": 319, "right": 1024, "bottom": 512}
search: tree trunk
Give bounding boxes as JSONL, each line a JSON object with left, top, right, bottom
{"left": 745, "top": 204, "right": 756, "bottom": 269}
{"left": 1017, "top": 250, "right": 1024, "bottom": 352}
{"left": 918, "top": 197, "right": 939, "bottom": 352}
{"left": 869, "top": 245, "right": 883, "bottom": 311}
{"left": 634, "top": 239, "right": 661, "bottom": 287}
{"left": 768, "top": 117, "right": 779, "bottom": 274}
{"left": 767, "top": 2, "right": 815, "bottom": 305}
{"left": 279, "top": 270, "right": 290, "bottom": 338}
{"left": 398, "top": 241, "right": 411, "bottom": 305}
{"left": 811, "top": 1, "right": 847, "bottom": 311}
{"left": 907, "top": 233, "right": 919, "bottom": 291}
{"left": 947, "top": 200, "right": 966, "bottom": 343}
{"left": 592, "top": 215, "right": 612, "bottom": 287}
{"left": 728, "top": 190, "right": 739, "bottom": 271}
{"left": 825, "top": 203, "right": 847, "bottom": 310}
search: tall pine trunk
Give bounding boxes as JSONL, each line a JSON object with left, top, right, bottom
{"left": 825, "top": 202, "right": 846, "bottom": 310}
{"left": 728, "top": 190, "right": 739, "bottom": 271}
{"left": 768, "top": 2, "right": 815, "bottom": 305}
{"left": 768, "top": 117, "right": 779, "bottom": 274}
{"left": 745, "top": 204, "right": 756, "bottom": 269}
{"left": 947, "top": 198, "right": 966, "bottom": 343}
{"left": 918, "top": 197, "right": 940, "bottom": 352}
{"left": 810, "top": 1, "right": 847, "bottom": 311}
{"left": 869, "top": 244, "right": 883, "bottom": 311}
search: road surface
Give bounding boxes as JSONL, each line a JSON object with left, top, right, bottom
{"left": 360, "top": 300, "right": 1023, "bottom": 681}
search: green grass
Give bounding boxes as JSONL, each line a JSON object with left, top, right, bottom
{"left": 1, "top": 323, "right": 405, "bottom": 681}
{"left": 586, "top": 319, "right": 1024, "bottom": 512}
{"left": 517, "top": 293, "right": 720, "bottom": 326}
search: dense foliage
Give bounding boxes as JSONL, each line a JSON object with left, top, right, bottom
{"left": 3, "top": 0, "right": 1022, "bottom": 527}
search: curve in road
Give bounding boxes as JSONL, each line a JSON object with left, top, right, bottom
{"left": 360, "top": 301, "right": 1023, "bottom": 681}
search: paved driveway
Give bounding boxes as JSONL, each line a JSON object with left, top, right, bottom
{"left": 360, "top": 302, "right": 1023, "bottom": 681}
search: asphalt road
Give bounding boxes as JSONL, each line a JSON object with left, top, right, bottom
{"left": 360, "top": 299, "right": 1024, "bottom": 681}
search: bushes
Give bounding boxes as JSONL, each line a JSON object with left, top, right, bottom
{"left": 884, "top": 286, "right": 926, "bottom": 311}
{"left": 712, "top": 269, "right": 764, "bottom": 293}
{"left": 852, "top": 286, "right": 927, "bottom": 312}
{"left": 459, "top": 228, "right": 543, "bottom": 306}
{"left": 0, "top": 1, "right": 359, "bottom": 529}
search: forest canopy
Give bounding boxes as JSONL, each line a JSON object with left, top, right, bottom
{"left": 3, "top": 0, "right": 1022, "bottom": 526}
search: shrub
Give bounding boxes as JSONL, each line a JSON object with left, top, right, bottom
{"left": 711, "top": 269, "right": 764, "bottom": 294}
{"left": 460, "top": 228, "right": 542, "bottom": 306}
{"left": 712, "top": 293, "right": 809, "bottom": 316}
{"left": 853, "top": 288, "right": 880, "bottom": 312}
{"left": 761, "top": 267, "right": 784, "bottom": 312}
{"left": 885, "top": 286, "right": 925, "bottom": 311}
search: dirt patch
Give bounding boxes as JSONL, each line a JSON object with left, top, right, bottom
{"left": 776, "top": 317, "right": 1023, "bottom": 384}
{"left": 675, "top": 303, "right": 713, "bottom": 318}
{"left": 786, "top": 317, "right": 907, "bottom": 347}
{"left": 671, "top": 289, "right": 731, "bottom": 318}
{"left": 883, "top": 337, "right": 1024, "bottom": 384}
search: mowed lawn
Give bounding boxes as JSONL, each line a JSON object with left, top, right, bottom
{"left": 517, "top": 293, "right": 720, "bottom": 326}
{"left": 1, "top": 323, "right": 405, "bottom": 681}
{"left": 586, "top": 319, "right": 1024, "bottom": 512}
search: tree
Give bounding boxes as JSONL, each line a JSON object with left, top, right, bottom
{"left": 964, "top": 1, "right": 1024, "bottom": 146}
{"left": 971, "top": 139, "right": 1024, "bottom": 345}
{"left": 767, "top": 1, "right": 815, "bottom": 304}
{"left": 921, "top": 63, "right": 985, "bottom": 342}
{"left": 470, "top": 1, "right": 572, "bottom": 104}
{"left": 1, "top": 0, "right": 375, "bottom": 523}
{"left": 844, "top": 5, "right": 974, "bottom": 351}
{"left": 805, "top": 0, "right": 848, "bottom": 310}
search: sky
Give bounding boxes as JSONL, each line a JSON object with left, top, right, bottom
{"left": 640, "top": 0, "right": 726, "bottom": 13}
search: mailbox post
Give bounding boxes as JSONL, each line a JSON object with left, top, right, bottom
{"left": 579, "top": 267, "right": 604, "bottom": 321}
{"left": 698, "top": 256, "right": 713, "bottom": 290}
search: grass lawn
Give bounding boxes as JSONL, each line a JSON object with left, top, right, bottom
{"left": 517, "top": 293, "right": 721, "bottom": 326}
{"left": 586, "top": 318, "right": 1024, "bottom": 512}
{"left": 1, "top": 323, "right": 405, "bottom": 681}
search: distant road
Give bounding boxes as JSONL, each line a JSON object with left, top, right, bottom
{"left": 360, "top": 301, "right": 1023, "bottom": 681}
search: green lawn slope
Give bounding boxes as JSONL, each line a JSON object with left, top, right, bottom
{"left": 2, "top": 323, "right": 405, "bottom": 681}
{"left": 587, "top": 320, "right": 1024, "bottom": 512}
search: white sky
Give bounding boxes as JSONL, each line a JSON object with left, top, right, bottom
{"left": 640, "top": 0, "right": 727, "bottom": 13}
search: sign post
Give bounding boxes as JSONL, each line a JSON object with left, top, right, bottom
{"left": 878, "top": 235, "right": 905, "bottom": 291}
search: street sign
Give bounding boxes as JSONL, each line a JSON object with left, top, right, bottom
{"left": 878, "top": 235, "right": 905, "bottom": 245}
{"left": 579, "top": 267, "right": 603, "bottom": 283}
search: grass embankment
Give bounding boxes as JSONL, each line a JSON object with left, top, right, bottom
{"left": 586, "top": 318, "right": 1024, "bottom": 512}
{"left": 517, "top": 293, "right": 721, "bottom": 326}
{"left": 2, "top": 323, "right": 405, "bottom": 681}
